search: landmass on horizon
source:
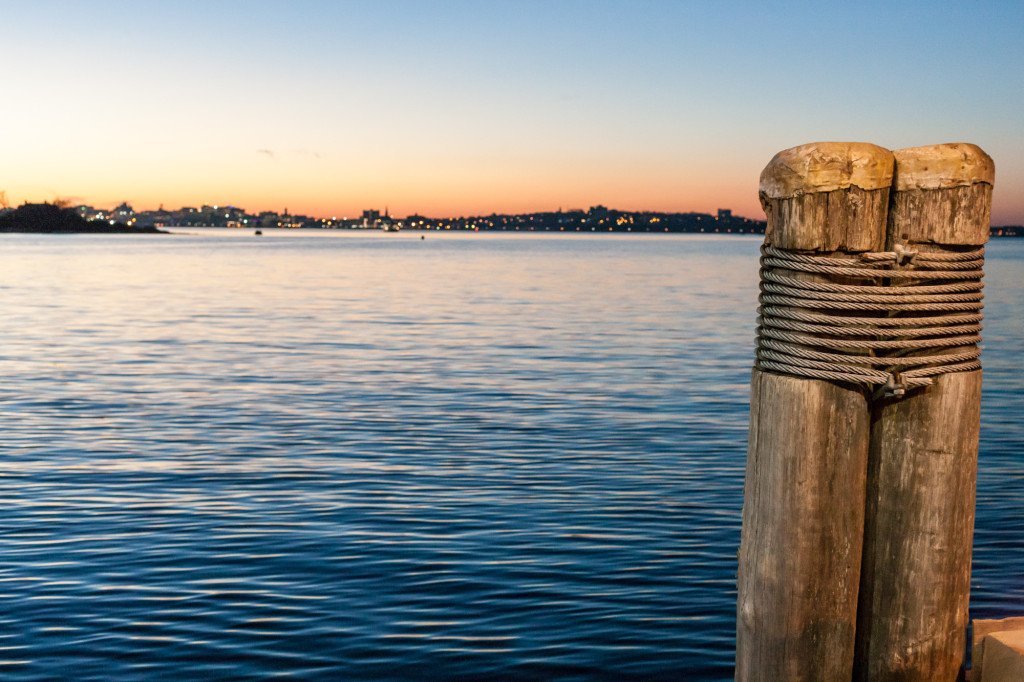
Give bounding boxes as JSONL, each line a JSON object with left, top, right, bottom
{"left": 1, "top": 200, "right": 1021, "bottom": 236}
{"left": 2, "top": 199, "right": 770, "bottom": 234}
{"left": 0, "top": 203, "right": 164, "bottom": 234}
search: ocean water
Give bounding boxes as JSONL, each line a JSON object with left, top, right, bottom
{"left": 0, "top": 231, "right": 1020, "bottom": 680}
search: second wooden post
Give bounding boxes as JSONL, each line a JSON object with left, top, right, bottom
{"left": 854, "top": 143, "right": 994, "bottom": 680}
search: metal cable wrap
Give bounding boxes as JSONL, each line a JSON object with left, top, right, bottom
{"left": 756, "top": 244, "right": 985, "bottom": 397}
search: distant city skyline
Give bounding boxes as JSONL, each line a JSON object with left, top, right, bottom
{"left": 44, "top": 200, "right": 769, "bottom": 232}
{"left": 3, "top": 1, "right": 1022, "bottom": 223}
{"left": 56, "top": 198, "right": 767, "bottom": 222}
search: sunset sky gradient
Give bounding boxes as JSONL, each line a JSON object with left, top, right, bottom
{"left": 3, "top": 0, "right": 1023, "bottom": 222}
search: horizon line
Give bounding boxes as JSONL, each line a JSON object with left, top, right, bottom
{"left": 10, "top": 199, "right": 769, "bottom": 223}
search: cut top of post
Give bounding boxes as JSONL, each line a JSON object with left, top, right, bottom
{"left": 759, "top": 142, "right": 894, "bottom": 200}
{"left": 758, "top": 142, "right": 894, "bottom": 252}
{"left": 890, "top": 143, "right": 995, "bottom": 247}
{"left": 892, "top": 143, "right": 995, "bottom": 191}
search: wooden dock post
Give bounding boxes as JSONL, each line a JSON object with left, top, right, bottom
{"left": 737, "top": 142, "right": 895, "bottom": 680}
{"left": 854, "top": 143, "right": 994, "bottom": 680}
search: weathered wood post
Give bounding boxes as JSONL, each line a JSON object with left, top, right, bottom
{"left": 854, "top": 143, "right": 994, "bottom": 680}
{"left": 737, "top": 142, "right": 894, "bottom": 679}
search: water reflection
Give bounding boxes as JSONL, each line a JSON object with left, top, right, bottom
{"left": 0, "top": 232, "right": 1020, "bottom": 679}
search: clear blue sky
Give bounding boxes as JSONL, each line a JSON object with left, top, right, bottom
{"left": 3, "top": 0, "right": 1022, "bottom": 221}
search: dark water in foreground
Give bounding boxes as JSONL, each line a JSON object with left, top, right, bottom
{"left": 0, "top": 231, "right": 1021, "bottom": 680}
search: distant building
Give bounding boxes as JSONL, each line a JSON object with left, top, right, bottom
{"left": 112, "top": 202, "right": 135, "bottom": 225}
{"left": 257, "top": 211, "right": 280, "bottom": 228}
{"left": 406, "top": 213, "right": 429, "bottom": 227}
{"left": 717, "top": 209, "right": 732, "bottom": 221}
{"left": 135, "top": 206, "right": 175, "bottom": 228}
{"left": 74, "top": 205, "right": 102, "bottom": 221}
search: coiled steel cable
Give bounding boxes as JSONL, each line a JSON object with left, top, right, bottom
{"left": 756, "top": 244, "right": 985, "bottom": 397}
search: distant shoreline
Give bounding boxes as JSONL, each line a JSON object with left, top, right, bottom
{"left": 165, "top": 225, "right": 1024, "bottom": 238}
{"left": 4, "top": 224, "right": 1019, "bottom": 237}
{"left": 0, "top": 203, "right": 169, "bottom": 234}
{"left": 8, "top": 201, "right": 1021, "bottom": 237}
{"left": 990, "top": 226, "right": 1024, "bottom": 238}
{"left": 3, "top": 225, "right": 1022, "bottom": 237}
{"left": 0, "top": 226, "right": 168, "bottom": 234}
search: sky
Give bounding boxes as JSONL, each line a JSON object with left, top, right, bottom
{"left": 2, "top": 0, "right": 1022, "bottom": 222}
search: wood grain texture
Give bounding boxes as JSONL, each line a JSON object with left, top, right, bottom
{"left": 737, "top": 370, "right": 872, "bottom": 680}
{"left": 887, "top": 184, "right": 992, "bottom": 247}
{"left": 856, "top": 371, "right": 981, "bottom": 681}
{"left": 854, "top": 143, "right": 993, "bottom": 681}
{"left": 761, "top": 186, "right": 891, "bottom": 253}
{"left": 737, "top": 142, "right": 893, "bottom": 680}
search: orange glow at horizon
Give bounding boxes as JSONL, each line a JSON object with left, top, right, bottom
{"left": 5, "top": 136, "right": 1020, "bottom": 223}
{"left": 4, "top": 148, "right": 769, "bottom": 220}
{"left": 3, "top": 3, "right": 1022, "bottom": 225}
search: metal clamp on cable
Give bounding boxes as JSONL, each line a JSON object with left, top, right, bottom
{"left": 881, "top": 374, "right": 906, "bottom": 399}
{"left": 893, "top": 243, "right": 919, "bottom": 266}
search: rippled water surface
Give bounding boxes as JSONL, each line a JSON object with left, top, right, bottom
{"left": 1, "top": 231, "right": 1021, "bottom": 679}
